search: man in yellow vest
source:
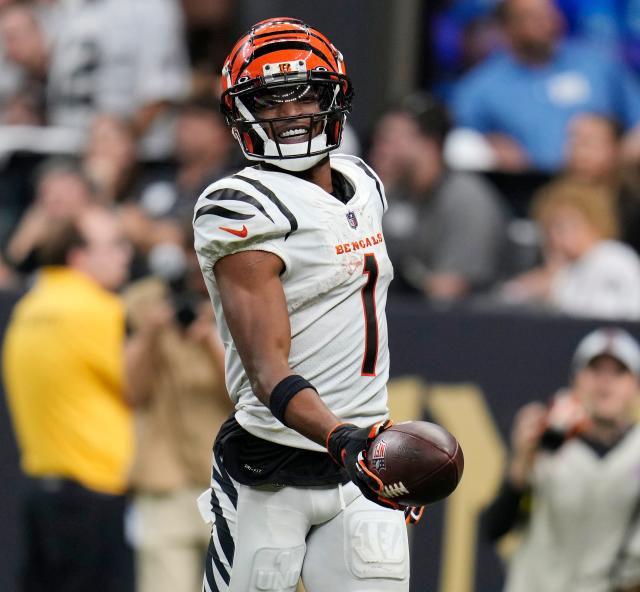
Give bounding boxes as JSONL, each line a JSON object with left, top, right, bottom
{"left": 3, "top": 205, "right": 134, "bottom": 592}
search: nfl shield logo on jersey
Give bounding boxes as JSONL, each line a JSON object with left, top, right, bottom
{"left": 371, "top": 439, "right": 387, "bottom": 472}
{"left": 346, "top": 210, "right": 358, "bottom": 229}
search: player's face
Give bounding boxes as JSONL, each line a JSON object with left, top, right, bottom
{"left": 249, "top": 83, "right": 326, "bottom": 144}
{"left": 574, "top": 355, "right": 639, "bottom": 426}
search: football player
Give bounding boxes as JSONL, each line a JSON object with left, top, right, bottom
{"left": 193, "top": 17, "right": 421, "bottom": 592}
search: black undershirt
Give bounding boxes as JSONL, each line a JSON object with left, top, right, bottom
{"left": 215, "top": 414, "right": 348, "bottom": 487}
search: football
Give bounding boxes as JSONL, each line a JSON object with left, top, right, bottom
{"left": 366, "top": 421, "right": 464, "bottom": 506}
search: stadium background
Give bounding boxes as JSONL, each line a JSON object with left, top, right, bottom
{"left": 1, "top": 1, "right": 640, "bottom": 591}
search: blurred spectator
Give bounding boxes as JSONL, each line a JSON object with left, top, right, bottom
{"left": 83, "top": 114, "right": 139, "bottom": 204}
{"left": 115, "top": 99, "right": 236, "bottom": 282}
{"left": 180, "top": 0, "right": 234, "bottom": 97}
{"left": 124, "top": 275, "right": 231, "bottom": 592}
{"left": 482, "top": 327, "right": 640, "bottom": 592}
{"left": 46, "top": 0, "right": 191, "bottom": 159}
{"left": 380, "top": 94, "right": 507, "bottom": 301}
{"left": 501, "top": 179, "right": 640, "bottom": 319}
{"left": 4, "top": 158, "right": 95, "bottom": 274}
{"left": 137, "top": 98, "right": 236, "bottom": 225}
{"left": 564, "top": 112, "right": 640, "bottom": 254}
{"left": 0, "top": 3, "right": 48, "bottom": 124}
{"left": 452, "top": 0, "right": 640, "bottom": 172}
{"left": 426, "top": 0, "right": 503, "bottom": 96}
{"left": 368, "top": 109, "right": 418, "bottom": 195}
{"left": 2, "top": 205, "right": 134, "bottom": 592}
{"left": 558, "top": 0, "right": 640, "bottom": 74}
{"left": 565, "top": 112, "right": 622, "bottom": 184}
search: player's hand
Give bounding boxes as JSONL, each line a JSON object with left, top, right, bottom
{"left": 404, "top": 506, "right": 424, "bottom": 525}
{"left": 326, "top": 420, "right": 400, "bottom": 510}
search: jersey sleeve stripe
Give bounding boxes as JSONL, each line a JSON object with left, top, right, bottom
{"left": 233, "top": 173, "right": 299, "bottom": 239}
{"left": 351, "top": 160, "right": 385, "bottom": 210}
{"left": 194, "top": 204, "right": 255, "bottom": 222}
{"left": 204, "top": 188, "right": 274, "bottom": 223}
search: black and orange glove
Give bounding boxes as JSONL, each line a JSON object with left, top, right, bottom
{"left": 326, "top": 420, "right": 426, "bottom": 524}
{"left": 326, "top": 420, "right": 400, "bottom": 510}
{"left": 404, "top": 506, "right": 424, "bottom": 525}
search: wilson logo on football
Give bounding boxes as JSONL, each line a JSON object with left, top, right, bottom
{"left": 370, "top": 439, "right": 387, "bottom": 472}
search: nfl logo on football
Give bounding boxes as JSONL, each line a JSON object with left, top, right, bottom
{"left": 371, "top": 439, "right": 386, "bottom": 472}
{"left": 346, "top": 210, "right": 358, "bottom": 229}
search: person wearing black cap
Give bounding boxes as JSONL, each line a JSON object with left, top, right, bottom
{"left": 482, "top": 327, "right": 640, "bottom": 592}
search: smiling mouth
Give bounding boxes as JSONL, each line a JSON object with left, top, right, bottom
{"left": 277, "top": 126, "right": 311, "bottom": 144}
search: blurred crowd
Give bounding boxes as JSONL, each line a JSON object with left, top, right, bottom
{"left": 0, "top": 0, "right": 240, "bottom": 294}
{"left": 1, "top": 0, "right": 640, "bottom": 323}
{"left": 3, "top": 0, "right": 640, "bottom": 591}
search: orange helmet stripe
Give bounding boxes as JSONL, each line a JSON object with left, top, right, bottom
{"left": 222, "top": 17, "right": 345, "bottom": 93}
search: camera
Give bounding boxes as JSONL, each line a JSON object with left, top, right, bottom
{"left": 539, "top": 391, "right": 590, "bottom": 451}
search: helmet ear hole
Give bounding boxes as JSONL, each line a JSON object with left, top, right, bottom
{"left": 331, "top": 120, "right": 341, "bottom": 144}
{"left": 242, "top": 132, "right": 254, "bottom": 154}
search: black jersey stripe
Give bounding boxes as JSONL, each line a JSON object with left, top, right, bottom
{"left": 207, "top": 538, "right": 230, "bottom": 587}
{"left": 213, "top": 466, "right": 238, "bottom": 510}
{"left": 233, "top": 174, "right": 299, "bottom": 239}
{"left": 352, "top": 160, "right": 385, "bottom": 209}
{"left": 194, "top": 204, "right": 255, "bottom": 222}
{"left": 205, "top": 188, "right": 274, "bottom": 223}
{"left": 209, "top": 486, "right": 235, "bottom": 568}
{"left": 213, "top": 449, "right": 239, "bottom": 508}
{"left": 238, "top": 41, "right": 334, "bottom": 78}
{"left": 204, "top": 541, "right": 223, "bottom": 591}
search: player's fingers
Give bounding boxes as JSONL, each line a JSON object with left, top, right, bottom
{"left": 366, "top": 419, "right": 393, "bottom": 443}
{"left": 356, "top": 452, "right": 385, "bottom": 494}
{"left": 404, "top": 506, "right": 424, "bottom": 525}
{"left": 352, "top": 475, "right": 399, "bottom": 509}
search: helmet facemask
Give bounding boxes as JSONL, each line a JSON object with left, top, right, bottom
{"left": 222, "top": 73, "right": 352, "bottom": 172}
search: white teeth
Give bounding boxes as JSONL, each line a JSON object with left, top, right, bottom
{"left": 280, "top": 128, "right": 308, "bottom": 138}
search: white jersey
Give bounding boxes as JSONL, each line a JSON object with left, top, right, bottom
{"left": 506, "top": 425, "right": 640, "bottom": 592}
{"left": 193, "top": 154, "right": 392, "bottom": 451}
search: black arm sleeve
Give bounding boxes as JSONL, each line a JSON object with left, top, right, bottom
{"left": 480, "top": 477, "right": 530, "bottom": 543}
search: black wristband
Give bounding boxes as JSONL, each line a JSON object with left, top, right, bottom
{"left": 268, "top": 375, "right": 316, "bottom": 427}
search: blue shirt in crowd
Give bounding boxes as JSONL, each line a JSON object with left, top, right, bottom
{"left": 452, "top": 41, "right": 640, "bottom": 170}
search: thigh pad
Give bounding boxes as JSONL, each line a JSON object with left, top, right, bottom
{"left": 251, "top": 544, "right": 305, "bottom": 592}
{"left": 345, "top": 510, "right": 408, "bottom": 580}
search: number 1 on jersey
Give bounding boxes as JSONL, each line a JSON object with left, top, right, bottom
{"left": 361, "top": 253, "right": 379, "bottom": 376}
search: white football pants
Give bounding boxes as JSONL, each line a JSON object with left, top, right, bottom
{"left": 198, "top": 453, "right": 410, "bottom": 592}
